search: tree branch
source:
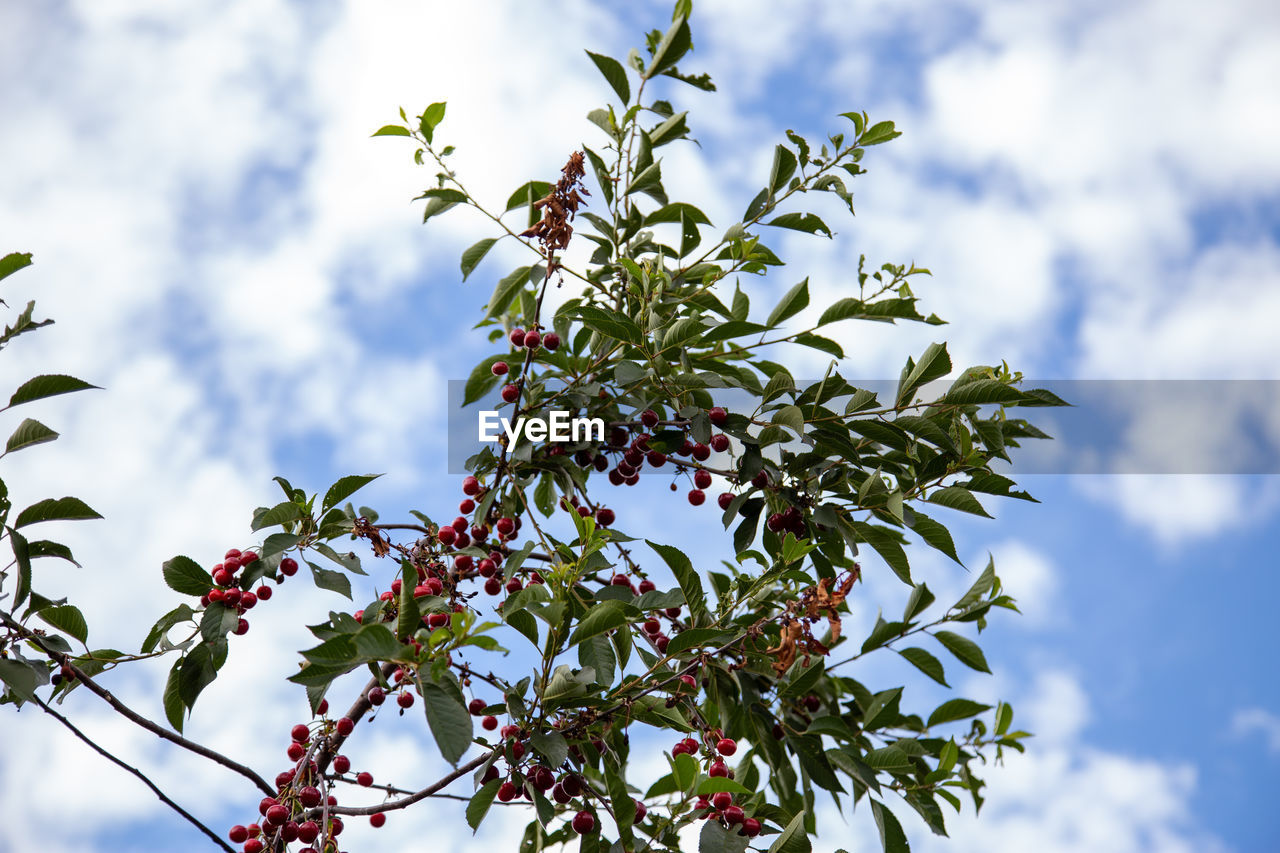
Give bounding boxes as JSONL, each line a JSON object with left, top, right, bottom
{"left": 1, "top": 612, "right": 276, "bottom": 797}
{"left": 31, "top": 693, "right": 236, "bottom": 853}
{"left": 313, "top": 750, "right": 494, "bottom": 817}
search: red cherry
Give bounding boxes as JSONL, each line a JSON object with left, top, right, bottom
{"left": 357, "top": 771, "right": 373, "bottom": 787}
{"left": 370, "top": 812, "right": 386, "bottom": 828}
{"left": 244, "top": 840, "right": 264, "bottom": 853}
{"left": 501, "top": 384, "right": 520, "bottom": 402}
{"left": 491, "top": 362, "right": 509, "bottom": 376}
{"left": 751, "top": 471, "right": 769, "bottom": 488}
{"left": 505, "top": 577, "right": 522, "bottom": 594}
{"left": 742, "top": 817, "right": 761, "bottom": 837}
{"left": 638, "top": 579, "right": 656, "bottom": 593}
{"left": 496, "top": 517, "right": 515, "bottom": 536}
{"left": 212, "top": 568, "right": 231, "bottom": 587}
{"left": 688, "top": 489, "right": 706, "bottom": 506}
{"left": 709, "top": 406, "right": 727, "bottom": 426}
{"left": 723, "top": 805, "right": 745, "bottom": 826}
{"left": 287, "top": 742, "right": 306, "bottom": 761}
{"left": 692, "top": 443, "right": 710, "bottom": 461}
{"left": 509, "top": 328, "right": 526, "bottom": 347}
{"left": 497, "top": 781, "right": 518, "bottom": 802}
{"left": 336, "top": 717, "right": 354, "bottom": 736}
{"left": 803, "top": 694, "right": 822, "bottom": 712}
{"left": 710, "top": 434, "right": 730, "bottom": 452}
{"left": 240, "top": 591, "right": 258, "bottom": 609}
{"left": 717, "top": 737, "right": 737, "bottom": 756}
{"left": 265, "top": 804, "right": 289, "bottom": 826}
{"left": 279, "top": 557, "right": 299, "bottom": 576}
{"left": 397, "top": 691, "right": 414, "bottom": 709}
{"left": 436, "top": 525, "right": 457, "bottom": 546}
{"left": 596, "top": 508, "right": 616, "bottom": 527}
{"left": 297, "top": 821, "right": 319, "bottom": 843}
{"left": 643, "top": 618, "right": 661, "bottom": 635}
{"left": 633, "top": 799, "right": 648, "bottom": 822}
{"left": 427, "top": 612, "right": 449, "bottom": 629}
{"left": 710, "top": 791, "right": 732, "bottom": 811}
{"left": 234, "top": 618, "right": 249, "bottom": 635}
{"left": 368, "top": 687, "right": 386, "bottom": 706}
{"left": 330, "top": 817, "right": 344, "bottom": 836}
{"left": 694, "top": 470, "right": 712, "bottom": 489}
{"left": 717, "top": 493, "right": 733, "bottom": 510}
{"left": 333, "top": 754, "right": 351, "bottom": 773}
{"left": 228, "top": 825, "right": 248, "bottom": 843}
{"left": 524, "top": 330, "right": 542, "bottom": 349}
{"left": 656, "top": 635, "right": 670, "bottom": 653}
{"left": 680, "top": 674, "right": 697, "bottom": 688}
{"left": 462, "top": 475, "right": 481, "bottom": 496}
{"left": 646, "top": 450, "right": 667, "bottom": 467}
{"left": 454, "top": 554, "right": 473, "bottom": 572}
{"left": 641, "top": 409, "right": 659, "bottom": 427}
{"left": 299, "top": 786, "right": 322, "bottom": 808}
{"left": 543, "top": 332, "right": 561, "bottom": 351}
{"left": 709, "top": 761, "right": 728, "bottom": 777}
{"left": 482, "top": 715, "right": 498, "bottom": 731}
{"left": 572, "top": 811, "right": 596, "bottom": 834}
{"left": 485, "top": 577, "right": 502, "bottom": 595}
{"left": 468, "top": 698, "right": 486, "bottom": 715}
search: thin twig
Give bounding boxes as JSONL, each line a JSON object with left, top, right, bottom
{"left": 31, "top": 693, "right": 236, "bottom": 853}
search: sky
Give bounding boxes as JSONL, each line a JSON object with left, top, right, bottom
{"left": 1, "top": 0, "right": 1278, "bottom": 851}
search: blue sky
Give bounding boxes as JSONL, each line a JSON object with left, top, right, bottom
{"left": 1, "top": 0, "right": 1278, "bottom": 851}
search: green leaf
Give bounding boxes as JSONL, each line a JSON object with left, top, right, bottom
{"left": 461, "top": 237, "right": 498, "bottom": 281}
{"left": 860, "top": 120, "right": 901, "bottom": 147}
{"left": 926, "top": 487, "right": 991, "bottom": 518}
{"left": 699, "top": 819, "right": 750, "bottom": 853}
{"left": 38, "top": 604, "right": 88, "bottom": 644}
{"left": 646, "top": 17, "right": 692, "bottom": 80}
{"left": 0, "top": 659, "right": 39, "bottom": 703}
{"left": 142, "top": 604, "right": 194, "bottom": 654}
{"left": 323, "top": 474, "right": 380, "bottom": 512}
{"left": 768, "top": 145, "right": 798, "bottom": 196}
{"left": 200, "top": 602, "right": 239, "bottom": 642}
{"left": 371, "top": 124, "right": 411, "bottom": 137}
{"left": 485, "top": 265, "right": 534, "bottom": 320}
{"left": 851, "top": 522, "right": 911, "bottom": 585}
{"left": 467, "top": 780, "right": 501, "bottom": 832}
{"left": 163, "top": 660, "right": 185, "bottom": 731}
{"left": 398, "top": 563, "right": 420, "bottom": 641}
{"left": 896, "top": 342, "right": 951, "bottom": 406}
{"left": 906, "top": 512, "right": 961, "bottom": 564}
{"left": 568, "top": 599, "right": 629, "bottom": 647}
{"left": 579, "top": 305, "right": 644, "bottom": 346}
{"left": 14, "top": 497, "right": 101, "bottom": 528}
{"left": 927, "top": 698, "right": 992, "bottom": 728}
{"left": 663, "top": 627, "right": 727, "bottom": 657}
{"left": 419, "top": 101, "right": 447, "bottom": 142}
{"left": 420, "top": 676, "right": 474, "bottom": 765}
{"left": 869, "top": 799, "right": 909, "bottom": 853}
{"left": 767, "top": 279, "right": 810, "bottom": 328}
{"left": 695, "top": 777, "right": 753, "bottom": 796}
{"left": 6, "top": 374, "right": 99, "bottom": 410}
{"left": 647, "top": 541, "right": 706, "bottom": 622}
{"left": 898, "top": 646, "right": 948, "bottom": 686}
{"left": 0, "top": 251, "right": 33, "bottom": 283}
{"left": 504, "top": 181, "right": 553, "bottom": 214}
{"left": 162, "top": 556, "right": 212, "bottom": 597}
{"left": 766, "top": 212, "right": 832, "bottom": 238}
{"left": 954, "top": 557, "right": 996, "bottom": 611}
{"left": 933, "top": 630, "right": 991, "bottom": 673}
{"left": 5, "top": 418, "right": 58, "bottom": 454}
{"left": 862, "top": 687, "right": 903, "bottom": 730}
{"left": 768, "top": 810, "right": 811, "bottom": 853}
{"left": 586, "top": 51, "right": 630, "bottom": 104}
{"left": 251, "top": 500, "right": 305, "bottom": 532}
{"left": 772, "top": 405, "right": 805, "bottom": 436}
{"left": 310, "top": 562, "right": 352, "bottom": 599}
{"left": 530, "top": 729, "right": 570, "bottom": 768}
{"left": 578, "top": 633, "right": 616, "bottom": 687}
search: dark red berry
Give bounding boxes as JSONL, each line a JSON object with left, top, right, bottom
{"left": 497, "top": 782, "right": 518, "bottom": 802}
{"left": 336, "top": 717, "right": 354, "bottom": 736}
{"left": 485, "top": 577, "right": 502, "bottom": 595}
{"left": 397, "top": 691, "right": 414, "bottom": 709}
{"left": 279, "top": 557, "right": 298, "bottom": 576}
{"left": 228, "top": 826, "right": 248, "bottom": 843}
{"left": 368, "top": 687, "right": 385, "bottom": 706}
{"left": 524, "top": 330, "right": 542, "bottom": 349}
{"left": 688, "top": 489, "right": 705, "bottom": 506}
{"left": 482, "top": 715, "right": 498, "bottom": 731}
{"left": 370, "top": 812, "right": 386, "bottom": 828}
{"left": 333, "top": 755, "right": 351, "bottom": 773}
{"left": 709, "top": 761, "right": 728, "bottom": 777}
{"left": 803, "top": 694, "right": 822, "bottom": 712}
{"left": 469, "top": 698, "right": 486, "bottom": 715}
{"left": 509, "top": 328, "right": 526, "bottom": 347}
{"left": 234, "top": 618, "right": 249, "bottom": 635}
{"left": 244, "top": 840, "right": 265, "bottom": 853}
{"left": 299, "top": 786, "right": 322, "bottom": 808}
{"left": 638, "top": 579, "right": 656, "bottom": 593}
{"left": 709, "top": 406, "right": 727, "bottom": 426}
{"left": 641, "top": 409, "right": 659, "bottom": 428}
{"left": 543, "top": 332, "right": 561, "bottom": 350}
{"left": 265, "top": 804, "right": 289, "bottom": 826}
{"left": 297, "top": 821, "right": 319, "bottom": 843}
{"left": 710, "top": 791, "right": 732, "bottom": 811}
{"left": 717, "top": 737, "right": 737, "bottom": 756}
{"left": 694, "top": 470, "right": 712, "bottom": 489}
{"left": 572, "top": 811, "right": 595, "bottom": 834}
{"left": 724, "top": 805, "right": 745, "bottom": 825}
{"left": 357, "top": 771, "right": 373, "bottom": 787}
{"left": 742, "top": 817, "right": 762, "bottom": 837}
{"left": 501, "top": 384, "right": 520, "bottom": 403}
{"left": 491, "top": 362, "right": 509, "bottom": 376}
{"left": 692, "top": 443, "right": 710, "bottom": 461}
{"left": 710, "top": 434, "right": 730, "bottom": 452}
{"left": 596, "top": 508, "right": 616, "bottom": 526}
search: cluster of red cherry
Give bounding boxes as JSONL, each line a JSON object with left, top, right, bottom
{"left": 671, "top": 733, "right": 762, "bottom": 837}
{"left": 199, "top": 548, "right": 296, "bottom": 636}
{"left": 494, "top": 326, "right": 562, "bottom": 402}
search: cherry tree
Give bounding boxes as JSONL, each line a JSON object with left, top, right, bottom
{"left": 0, "top": 5, "right": 1066, "bottom": 852}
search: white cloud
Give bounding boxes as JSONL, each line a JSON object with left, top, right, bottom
{"left": 1231, "top": 707, "right": 1280, "bottom": 756}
